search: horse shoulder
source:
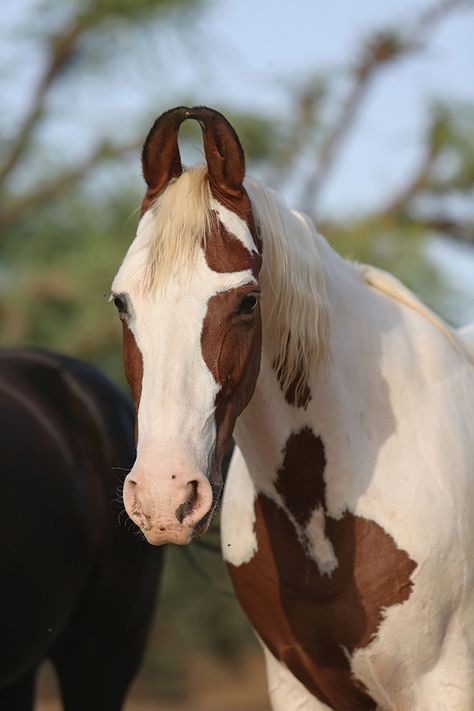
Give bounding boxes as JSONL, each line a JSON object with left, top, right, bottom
{"left": 221, "top": 445, "right": 258, "bottom": 566}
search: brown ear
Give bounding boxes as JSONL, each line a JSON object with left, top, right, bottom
{"left": 141, "top": 106, "right": 189, "bottom": 212}
{"left": 185, "top": 106, "right": 246, "bottom": 206}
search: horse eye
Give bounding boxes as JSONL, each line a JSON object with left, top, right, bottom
{"left": 113, "top": 296, "right": 127, "bottom": 315}
{"left": 238, "top": 293, "right": 259, "bottom": 316}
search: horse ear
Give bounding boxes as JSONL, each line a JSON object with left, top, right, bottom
{"left": 141, "top": 106, "right": 189, "bottom": 210}
{"left": 185, "top": 106, "right": 246, "bottom": 206}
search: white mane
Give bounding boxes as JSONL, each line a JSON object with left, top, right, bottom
{"left": 244, "top": 178, "right": 330, "bottom": 400}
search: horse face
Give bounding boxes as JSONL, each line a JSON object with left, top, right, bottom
{"left": 112, "top": 107, "right": 262, "bottom": 545}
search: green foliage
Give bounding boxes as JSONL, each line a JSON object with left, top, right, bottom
{"left": 428, "top": 102, "right": 474, "bottom": 192}
{"left": 227, "top": 111, "right": 283, "bottom": 164}
{"left": 39, "top": 0, "right": 203, "bottom": 29}
{"left": 0, "top": 190, "right": 141, "bottom": 384}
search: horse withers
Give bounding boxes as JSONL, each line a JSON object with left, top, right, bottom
{"left": 0, "top": 348, "right": 164, "bottom": 711}
{"left": 112, "top": 106, "right": 474, "bottom": 710}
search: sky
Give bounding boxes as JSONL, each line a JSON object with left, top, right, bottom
{"left": 4, "top": 0, "right": 473, "bottom": 212}
{"left": 2, "top": 0, "right": 474, "bottom": 321}
{"left": 174, "top": 0, "right": 474, "bottom": 212}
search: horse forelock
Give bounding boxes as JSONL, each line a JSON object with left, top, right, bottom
{"left": 139, "top": 165, "right": 214, "bottom": 291}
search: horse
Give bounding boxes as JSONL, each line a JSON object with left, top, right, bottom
{"left": 111, "top": 106, "right": 474, "bottom": 710}
{"left": 0, "top": 347, "right": 164, "bottom": 711}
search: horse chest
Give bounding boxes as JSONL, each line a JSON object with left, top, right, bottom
{"left": 225, "top": 428, "right": 417, "bottom": 711}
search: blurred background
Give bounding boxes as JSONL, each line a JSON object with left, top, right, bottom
{"left": 1, "top": 0, "right": 473, "bottom": 709}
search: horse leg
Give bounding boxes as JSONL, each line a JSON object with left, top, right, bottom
{"left": 261, "top": 644, "right": 333, "bottom": 711}
{"left": 50, "top": 631, "right": 144, "bottom": 711}
{"left": 49, "top": 569, "right": 159, "bottom": 711}
{"left": 0, "top": 669, "right": 36, "bottom": 711}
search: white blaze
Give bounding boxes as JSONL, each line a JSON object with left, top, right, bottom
{"left": 112, "top": 230, "right": 256, "bottom": 476}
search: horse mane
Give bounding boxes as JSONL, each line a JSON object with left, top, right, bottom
{"left": 141, "top": 166, "right": 330, "bottom": 400}
{"left": 244, "top": 178, "right": 330, "bottom": 399}
{"left": 358, "top": 263, "right": 474, "bottom": 363}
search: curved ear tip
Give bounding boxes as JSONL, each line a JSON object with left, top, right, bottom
{"left": 183, "top": 108, "right": 203, "bottom": 127}
{"left": 185, "top": 106, "right": 223, "bottom": 120}
{"left": 186, "top": 106, "right": 209, "bottom": 115}
{"left": 166, "top": 105, "right": 190, "bottom": 114}
{"left": 150, "top": 106, "right": 191, "bottom": 125}
{"left": 151, "top": 105, "right": 230, "bottom": 130}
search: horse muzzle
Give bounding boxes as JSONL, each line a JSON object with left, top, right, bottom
{"left": 123, "top": 466, "right": 214, "bottom": 545}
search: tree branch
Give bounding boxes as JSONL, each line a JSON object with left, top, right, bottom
{"left": 380, "top": 143, "right": 438, "bottom": 216}
{"left": 273, "top": 80, "right": 326, "bottom": 189}
{"left": 0, "top": 0, "right": 202, "bottom": 190}
{"left": 0, "top": 139, "right": 140, "bottom": 231}
{"left": 0, "top": 20, "right": 86, "bottom": 188}
{"left": 299, "top": 0, "right": 469, "bottom": 212}
{"left": 406, "top": 214, "right": 474, "bottom": 244}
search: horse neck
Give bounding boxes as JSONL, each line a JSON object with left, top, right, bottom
{"left": 233, "top": 232, "right": 383, "bottom": 492}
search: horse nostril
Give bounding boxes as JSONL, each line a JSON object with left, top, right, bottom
{"left": 175, "top": 480, "right": 199, "bottom": 523}
{"left": 125, "top": 477, "right": 142, "bottom": 514}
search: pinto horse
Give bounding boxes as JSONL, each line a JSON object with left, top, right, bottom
{"left": 112, "top": 107, "right": 474, "bottom": 710}
{"left": 0, "top": 347, "right": 163, "bottom": 711}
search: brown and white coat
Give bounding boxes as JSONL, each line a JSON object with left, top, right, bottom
{"left": 112, "top": 107, "right": 474, "bottom": 711}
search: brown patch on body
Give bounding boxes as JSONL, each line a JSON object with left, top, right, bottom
{"left": 122, "top": 322, "right": 143, "bottom": 442}
{"left": 274, "top": 428, "right": 325, "bottom": 526}
{"left": 228, "top": 428, "right": 417, "bottom": 710}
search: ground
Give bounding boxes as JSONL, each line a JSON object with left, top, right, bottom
{"left": 35, "top": 653, "right": 271, "bottom": 711}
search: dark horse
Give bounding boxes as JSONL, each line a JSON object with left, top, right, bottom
{"left": 0, "top": 347, "right": 164, "bottom": 711}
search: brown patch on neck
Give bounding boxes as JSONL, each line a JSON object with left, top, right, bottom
{"left": 122, "top": 322, "right": 143, "bottom": 443}
{"left": 274, "top": 353, "right": 311, "bottom": 409}
{"left": 228, "top": 428, "right": 417, "bottom": 709}
{"left": 205, "top": 212, "right": 261, "bottom": 277}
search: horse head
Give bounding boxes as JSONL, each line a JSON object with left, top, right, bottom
{"left": 112, "top": 107, "right": 262, "bottom": 544}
